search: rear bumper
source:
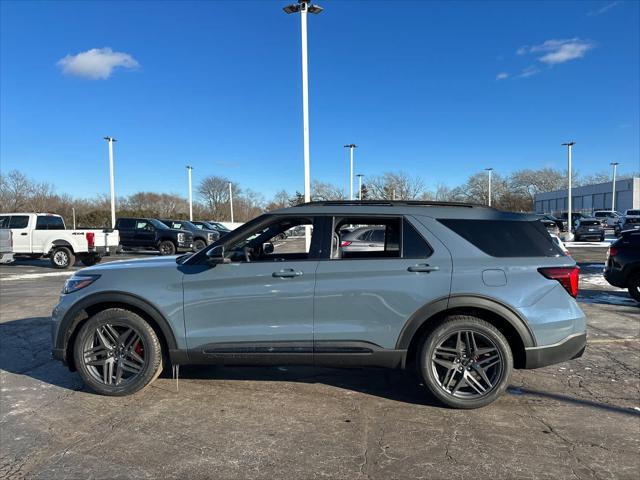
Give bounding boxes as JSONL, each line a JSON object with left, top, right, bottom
{"left": 524, "top": 332, "right": 586, "bottom": 369}
{"left": 604, "top": 268, "right": 626, "bottom": 288}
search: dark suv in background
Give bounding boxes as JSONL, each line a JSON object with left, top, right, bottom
{"left": 115, "top": 217, "right": 194, "bottom": 255}
{"left": 605, "top": 230, "right": 640, "bottom": 301}
{"left": 573, "top": 218, "right": 605, "bottom": 242}
{"left": 159, "top": 219, "right": 219, "bottom": 251}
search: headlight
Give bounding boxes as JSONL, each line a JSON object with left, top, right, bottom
{"left": 177, "top": 233, "right": 185, "bottom": 243}
{"left": 62, "top": 275, "right": 100, "bottom": 294}
{"left": 207, "top": 233, "right": 215, "bottom": 242}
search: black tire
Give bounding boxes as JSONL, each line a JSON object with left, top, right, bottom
{"left": 628, "top": 273, "right": 640, "bottom": 302}
{"left": 49, "top": 246, "right": 75, "bottom": 269}
{"left": 418, "top": 315, "right": 513, "bottom": 409}
{"left": 73, "top": 308, "right": 163, "bottom": 396}
{"left": 79, "top": 255, "right": 101, "bottom": 267}
{"left": 193, "top": 239, "right": 207, "bottom": 251}
{"left": 158, "top": 240, "right": 176, "bottom": 256}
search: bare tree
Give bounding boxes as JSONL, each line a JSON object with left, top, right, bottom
{"left": 197, "top": 175, "right": 239, "bottom": 221}
{"left": 367, "top": 171, "right": 424, "bottom": 200}
{"left": 311, "top": 180, "right": 346, "bottom": 201}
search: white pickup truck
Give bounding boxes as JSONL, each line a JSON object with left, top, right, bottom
{"left": 0, "top": 213, "right": 119, "bottom": 269}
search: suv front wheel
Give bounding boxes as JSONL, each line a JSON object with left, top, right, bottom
{"left": 73, "top": 308, "right": 163, "bottom": 396}
{"left": 418, "top": 315, "right": 513, "bottom": 409}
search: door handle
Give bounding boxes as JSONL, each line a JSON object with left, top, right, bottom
{"left": 272, "top": 269, "right": 303, "bottom": 278}
{"left": 407, "top": 264, "right": 439, "bottom": 273}
{"left": 21, "top": 232, "right": 28, "bottom": 236}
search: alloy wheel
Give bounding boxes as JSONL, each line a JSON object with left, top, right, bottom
{"left": 82, "top": 323, "right": 147, "bottom": 386}
{"left": 431, "top": 330, "right": 503, "bottom": 399}
{"left": 53, "top": 250, "right": 69, "bottom": 266}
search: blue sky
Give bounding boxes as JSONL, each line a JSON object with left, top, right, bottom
{"left": 1, "top": 0, "right": 639, "bottom": 200}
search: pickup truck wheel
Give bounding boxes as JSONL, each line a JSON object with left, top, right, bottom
{"left": 79, "top": 254, "right": 101, "bottom": 267}
{"left": 418, "top": 315, "right": 513, "bottom": 409}
{"left": 628, "top": 273, "right": 640, "bottom": 302}
{"left": 193, "top": 239, "right": 206, "bottom": 251}
{"left": 158, "top": 240, "right": 176, "bottom": 256}
{"left": 50, "top": 247, "right": 75, "bottom": 269}
{"left": 74, "top": 308, "right": 163, "bottom": 396}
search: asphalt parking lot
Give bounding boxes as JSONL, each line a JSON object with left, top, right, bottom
{"left": 1, "top": 244, "right": 639, "bottom": 479}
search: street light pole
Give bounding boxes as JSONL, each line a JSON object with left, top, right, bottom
{"left": 228, "top": 182, "right": 234, "bottom": 223}
{"left": 344, "top": 144, "right": 357, "bottom": 200}
{"left": 562, "top": 142, "right": 576, "bottom": 234}
{"left": 610, "top": 162, "right": 619, "bottom": 212}
{"left": 186, "top": 166, "right": 193, "bottom": 221}
{"left": 103, "top": 136, "right": 117, "bottom": 229}
{"left": 356, "top": 174, "right": 364, "bottom": 201}
{"left": 485, "top": 168, "right": 493, "bottom": 207}
{"left": 284, "top": 0, "right": 322, "bottom": 249}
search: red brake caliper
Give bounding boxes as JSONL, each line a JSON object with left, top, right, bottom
{"left": 134, "top": 341, "right": 144, "bottom": 357}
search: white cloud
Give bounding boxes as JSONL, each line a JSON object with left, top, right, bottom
{"left": 57, "top": 47, "right": 139, "bottom": 79}
{"left": 518, "top": 38, "right": 595, "bottom": 65}
{"left": 518, "top": 65, "right": 541, "bottom": 78}
{"left": 496, "top": 72, "right": 510, "bottom": 80}
{"left": 587, "top": 1, "right": 621, "bottom": 16}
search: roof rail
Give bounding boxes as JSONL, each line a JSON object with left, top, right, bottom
{"left": 294, "top": 200, "right": 487, "bottom": 208}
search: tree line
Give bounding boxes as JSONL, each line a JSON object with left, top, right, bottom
{"left": 0, "top": 167, "right": 636, "bottom": 228}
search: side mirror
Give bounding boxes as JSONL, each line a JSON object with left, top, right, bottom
{"left": 263, "top": 242, "right": 274, "bottom": 254}
{"left": 206, "top": 245, "right": 230, "bottom": 264}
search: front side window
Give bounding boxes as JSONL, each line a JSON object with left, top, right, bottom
{"left": 9, "top": 216, "right": 29, "bottom": 229}
{"left": 136, "top": 220, "right": 151, "bottom": 230}
{"left": 224, "top": 216, "right": 316, "bottom": 262}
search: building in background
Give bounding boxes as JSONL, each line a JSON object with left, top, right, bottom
{"left": 534, "top": 177, "right": 639, "bottom": 215}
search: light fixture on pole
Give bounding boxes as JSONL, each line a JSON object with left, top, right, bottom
{"left": 562, "top": 141, "right": 576, "bottom": 234}
{"left": 610, "top": 162, "right": 619, "bottom": 212}
{"left": 485, "top": 167, "right": 494, "bottom": 207}
{"left": 228, "top": 182, "right": 234, "bottom": 223}
{"left": 356, "top": 174, "right": 364, "bottom": 201}
{"left": 344, "top": 144, "right": 357, "bottom": 200}
{"left": 284, "top": 0, "right": 322, "bottom": 249}
{"left": 186, "top": 166, "right": 194, "bottom": 221}
{"left": 103, "top": 136, "right": 117, "bottom": 229}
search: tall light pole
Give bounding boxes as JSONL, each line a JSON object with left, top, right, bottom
{"left": 356, "top": 174, "right": 364, "bottom": 201}
{"left": 344, "top": 144, "right": 357, "bottom": 200}
{"left": 485, "top": 167, "right": 494, "bottom": 207}
{"left": 228, "top": 182, "right": 234, "bottom": 223}
{"left": 610, "top": 162, "right": 619, "bottom": 212}
{"left": 103, "top": 136, "right": 117, "bottom": 229}
{"left": 284, "top": 0, "right": 322, "bottom": 249}
{"left": 186, "top": 166, "right": 194, "bottom": 221}
{"left": 562, "top": 142, "right": 576, "bottom": 234}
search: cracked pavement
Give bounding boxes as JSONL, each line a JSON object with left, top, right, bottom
{"left": 1, "top": 249, "right": 639, "bottom": 479}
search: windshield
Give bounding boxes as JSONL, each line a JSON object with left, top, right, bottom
{"left": 626, "top": 210, "right": 640, "bottom": 216}
{"left": 580, "top": 220, "right": 601, "bottom": 226}
{"left": 150, "top": 219, "right": 169, "bottom": 229}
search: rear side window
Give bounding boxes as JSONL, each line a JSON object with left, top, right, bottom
{"left": 9, "top": 216, "right": 29, "bottom": 229}
{"left": 439, "top": 219, "right": 561, "bottom": 257}
{"left": 36, "top": 216, "right": 65, "bottom": 230}
{"left": 403, "top": 219, "right": 433, "bottom": 258}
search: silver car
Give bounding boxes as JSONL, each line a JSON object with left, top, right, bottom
{"left": 339, "top": 226, "right": 386, "bottom": 252}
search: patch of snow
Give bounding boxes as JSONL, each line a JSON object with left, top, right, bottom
{"left": 0, "top": 271, "right": 75, "bottom": 281}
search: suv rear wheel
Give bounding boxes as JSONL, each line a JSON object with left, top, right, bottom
{"left": 50, "top": 246, "right": 75, "bottom": 269}
{"left": 418, "top": 315, "right": 513, "bottom": 409}
{"left": 628, "top": 273, "right": 640, "bottom": 302}
{"left": 158, "top": 240, "right": 176, "bottom": 256}
{"left": 73, "top": 308, "right": 163, "bottom": 396}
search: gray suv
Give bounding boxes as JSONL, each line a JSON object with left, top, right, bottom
{"left": 52, "top": 201, "right": 587, "bottom": 409}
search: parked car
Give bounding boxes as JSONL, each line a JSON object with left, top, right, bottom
{"left": 52, "top": 201, "right": 586, "bottom": 409}
{"left": 539, "top": 218, "right": 560, "bottom": 236}
{"left": 340, "top": 226, "right": 387, "bottom": 252}
{"left": 559, "top": 212, "right": 585, "bottom": 231}
{"left": 604, "top": 230, "right": 640, "bottom": 302}
{"left": 115, "top": 218, "right": 193, "bottom": 255}
{"left": 573, "top": 218, "right": 605, "bottom": 242}
{"left": 541, "top": 214, "right": 564, "bottom": 232}
{"left": 0, "top": 213, "right": 118, "bottom": 268}
{"left": 0, "top": 225, "right": 13, "bottom": 263}
{"left": 614, "top": 213, "right": 640, "bottom": 237}
{"left": 593, "top": 210, "right": 621, "bottom": 228}
{"left": 192, "top": 221, "right": 231, "bottom": 237}
{"left": 550, "top": 234, "right": 569, "bottom": 256}
{"left": 159, "top": 219, "right": 219, "bottom": 251}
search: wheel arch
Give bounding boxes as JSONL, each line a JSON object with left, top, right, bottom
{"left": 48, "top": 239, "right": 75, "bottom": 254}
{"left": 397, "top": 295, "right": 535, "bottom": 370}
{"left": 58, "top": 291, "right": 180, "bottom": 371}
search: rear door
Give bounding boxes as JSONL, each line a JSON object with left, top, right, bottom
{"left": 313, "top": 215, "right": 452, "bottom": 353}
{"left": 116, "top": 219, "right": 136, "bottom": 246}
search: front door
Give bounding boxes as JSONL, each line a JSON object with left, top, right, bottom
{"left": 182, "top": 215, "right": 323, "bottom": 364}
{"left": 134, "top": 220, "right": 156, "bottom": 247}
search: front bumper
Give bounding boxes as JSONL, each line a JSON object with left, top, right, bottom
{"left": 524, "top": 332, "right": 586, "bottom": 369}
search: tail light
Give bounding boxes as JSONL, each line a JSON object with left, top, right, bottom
{"left": 538, "top": 266, "right": 579, "bottom": 298}
{"left": 86, "top": 232, "right": 95, "bottom": 250}
{"left": 340, "top": 241, "right": 352, "bottom": 247}
{"left": 607, "top": 246, "right": 618, "bottom": 261}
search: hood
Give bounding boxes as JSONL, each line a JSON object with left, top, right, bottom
{"left": 81, "top": 255, "right": 181, "bottom": 274}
